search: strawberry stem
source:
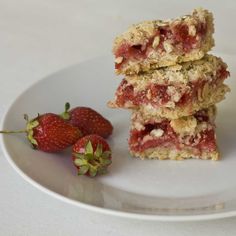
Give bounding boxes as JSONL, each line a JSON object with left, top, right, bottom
{"left": 60, "top": 102, "right": 71, "bottom": 120}
{"left": 0, "top": 129, "right": 27, "bottom": 134}
{"left": 65, "top": 102, "right": 70, "bottom": 112}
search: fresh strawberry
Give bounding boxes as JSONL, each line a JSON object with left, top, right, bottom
{"left": 72, "top": 134, "right": 112, "bottom": 177}
{"left": 61, "top": 103, "right": 113, "bottom": 138}
{"left": 0, "top": 113, "right": 82, "bottom": 152}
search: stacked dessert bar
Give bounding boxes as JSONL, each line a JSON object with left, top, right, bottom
{"left": 108, "top": 8, "right": 230, "bottom": 160}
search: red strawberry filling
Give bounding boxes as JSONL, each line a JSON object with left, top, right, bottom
{"left": 115, "top": 67, "right": 228, "bottom": 108}
{"left": 115, "top": 22, "right": 207, "bottom": 70}
{"left": 130, "top": 121, "right": 178, "bottom": 151}
{"left": 115, "top": 80, "right": 171, "bottom": 107}
{"left": 129, "top": 111, "right": 217, "bottom": 154}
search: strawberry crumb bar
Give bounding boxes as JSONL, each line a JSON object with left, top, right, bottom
{"left": 113, "top": 8, "right": 214, "bottom": 75}
{"left": 108, "top": 55, "right": 230, "bottom": 119}
{"left": 129, "top": 106, "right": 219, "bottom": 160}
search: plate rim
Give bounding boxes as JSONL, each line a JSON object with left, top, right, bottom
{"left": 1, "top": 56, "right": 236, "bottom": 222}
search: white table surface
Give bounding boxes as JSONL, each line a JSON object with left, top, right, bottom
{"left": 1, "top": 0, "right": 236, "bottom": 235}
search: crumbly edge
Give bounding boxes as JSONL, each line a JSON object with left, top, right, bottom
{"left": 108, "top": 55, "right": 228, "bottom": 112}
{"left": 107, "top": 74, "right": 230, "bottom": 120}
{"left": 131, "top": 105, "right": 216, "bottom": 136}
{"left": 108, "top": 83, "right": 229, "bottom": 119}
{"left": 116, "top": 43, "right": 213, "bottom": 75}
{"left": 113, "top": 8, "right": 214, "bottom": 74}
{"left": 124, "top": 54, "right": 226, "bottom": 86}
{"left": 113, "top": 8, "right": 213, "bottom": 51}
{"left": 135, "top": 83, "right": 229, "bottom": 119}
{"left": 130, "top": 147, "right": 220, "bottom": 160}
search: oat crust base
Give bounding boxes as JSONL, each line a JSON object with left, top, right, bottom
{"left": 130, "top": 147, "right": 219, "bottom": 161}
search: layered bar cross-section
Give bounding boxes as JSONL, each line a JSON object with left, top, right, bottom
{"left": 129, "top": 106, "right": 219, "bottom": 160}
{"left": 113, "top": 8, "right": 214, "bottom": 75}
{"left": 108, "top": 55, "right": 230, "bottom": 119}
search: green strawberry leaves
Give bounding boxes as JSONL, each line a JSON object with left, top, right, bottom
{"left": 26, "top": 117, "right": 39, "bottom": 146}
{"left": 73, "top": 140, "right": 111, "bottom": 177}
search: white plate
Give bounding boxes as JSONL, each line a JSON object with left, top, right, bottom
{"left": 1, "top": 54, "right": 236, "bottom": 222}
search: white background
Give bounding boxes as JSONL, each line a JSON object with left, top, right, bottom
{"left": 0, "top": 0, "right": 236, "bottom": 235}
